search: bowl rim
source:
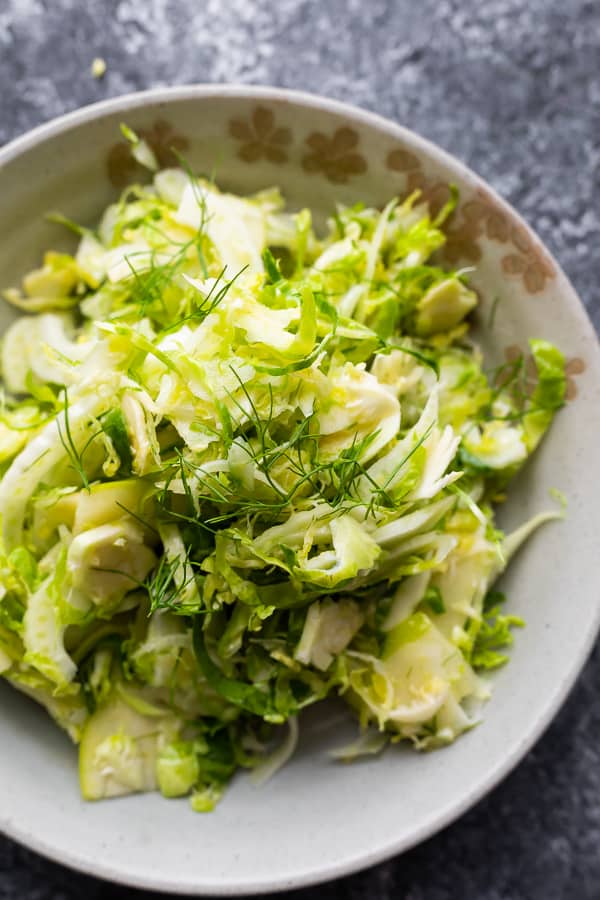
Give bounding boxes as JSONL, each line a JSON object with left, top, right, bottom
{"left": 0, "top": 82, "right": 598, "bottom": 896}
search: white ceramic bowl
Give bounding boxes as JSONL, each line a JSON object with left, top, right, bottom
{"left": 0, "top": 85, "right": 598, "bottom": 895}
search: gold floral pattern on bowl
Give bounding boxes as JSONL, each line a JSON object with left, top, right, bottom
{"left": 563, "top": 356, "right": 586, "bottom": 400}
{"left": 501, "top": 344, "right": 585, "bottom": 400}
{"left": 386, "top": 149, "right": 555, "bottom": 293}
{"left": 501, "top": 223, "right": 555, "bottom": 294}
{"left": 302, "top": 127, "right": 367, "bottom": 183}
{"left": 229, "top": 106, "right": 292, "bottom": 164}
{"left": 386, "top": 147, "right": 451, "bottom": 217}
{"left": 107, "top": 119, "right": 189, "bottom": 188}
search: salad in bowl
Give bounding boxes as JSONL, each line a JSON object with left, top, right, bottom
{"left": 0, "top": 132, "right": 566, "bottom": 811}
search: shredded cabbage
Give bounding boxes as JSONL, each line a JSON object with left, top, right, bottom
{"left": 0, "top": 144, "right": 565, "bottom": 810}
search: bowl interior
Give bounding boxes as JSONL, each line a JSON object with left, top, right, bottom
{"left": 0, "top": 87, "right": 598, "bottom": 895}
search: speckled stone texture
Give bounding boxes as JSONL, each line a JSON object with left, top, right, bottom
{"left": 0, "top": 1, "right": 598, "bottom": 898}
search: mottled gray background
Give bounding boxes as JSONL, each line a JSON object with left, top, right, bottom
{"left": 0, "top": 0, "right": 599, "bottom": 898}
